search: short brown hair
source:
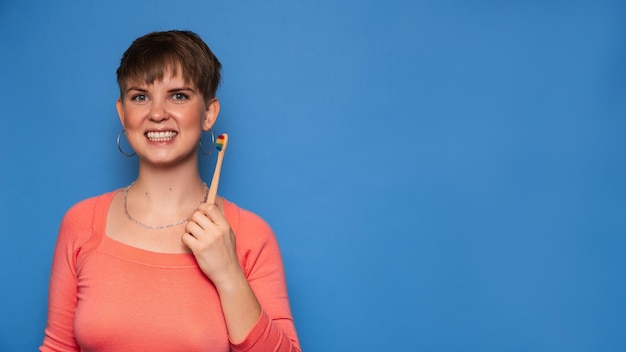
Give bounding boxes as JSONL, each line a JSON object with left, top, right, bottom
{"left": 116, "top": 30, "right": 222, "bottom": 103}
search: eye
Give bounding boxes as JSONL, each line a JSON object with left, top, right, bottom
{"left": 131, "top": 94, "right": 148, "bottom": 102}
{"left": 172, "top": 92, "right": 190, "bottom": 101}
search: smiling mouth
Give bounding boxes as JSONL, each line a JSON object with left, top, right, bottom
{"left": 146, "top": 131, "right": 178, "bottom": 142}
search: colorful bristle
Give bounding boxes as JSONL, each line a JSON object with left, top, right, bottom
{"left": 216, "top": 134, "right": 226, "bottom": 151}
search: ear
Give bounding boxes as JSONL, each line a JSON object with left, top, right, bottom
{"left": 202, "top": 98, "right": 220, "bottom": 131}
{"left": 116, "top": 98, "right": 126, "bottom": 127}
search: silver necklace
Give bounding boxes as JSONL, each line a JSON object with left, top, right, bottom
{"left": 123, "top": 182, "right": 208, "bottom": 230}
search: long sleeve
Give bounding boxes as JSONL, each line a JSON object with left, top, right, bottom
{"left": 40, "top": 195, "right": 300, "bottom": 351}
{"left": 40, "top": 198, "right": 97, "bottom": 352}
{"left": 227, "top": 204, "right": 300, "bottom": 352}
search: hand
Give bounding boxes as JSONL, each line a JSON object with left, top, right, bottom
{"left": 181, "top": 202, "right": 242, "bottom": 286}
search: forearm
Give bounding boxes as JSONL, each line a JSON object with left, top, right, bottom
{"left": 208, "top": 201, "right": 300, "bottom": 351}
{"left": 214, "top": 265, "right": 300, "bottom": 351}
{"left": 215, "top": 268, "right": 262, "bottom": 344}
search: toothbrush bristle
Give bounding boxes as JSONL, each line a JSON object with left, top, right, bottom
{"left": 216, "top": 134, "right": 226, "bottom": 151}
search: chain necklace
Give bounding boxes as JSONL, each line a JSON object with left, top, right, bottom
{"left": 123, "top": 182, "right": 208, "bottom": 230}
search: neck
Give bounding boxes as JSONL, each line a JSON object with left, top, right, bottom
{"left": 135, "top": 156, "right": 205, "bottom": 195}
{"left": 126, "top": 162, "right": 208, "bottom": 224}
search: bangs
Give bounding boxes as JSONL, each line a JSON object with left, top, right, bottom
{"left": 121, "top": 53, "right": 194, "bottom": 90}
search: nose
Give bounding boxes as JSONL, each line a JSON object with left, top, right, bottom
{"left": 149, "top": 99, "right": 169, "bottom": 122}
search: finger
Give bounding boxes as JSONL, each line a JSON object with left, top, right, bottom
{"left": 196, "top": 202, "right": 216, "bottom": 218}
{"left": 187, "top": 209, "right": 215, "bottom": 230}
{"left": 181, "top": 232, "right": 199, "bottom": 249}
{"left": 184, "top": 217, "right": 209, "bottom": 238}
{"left": 198, "top": 203, "right": 228, "bottom": 227}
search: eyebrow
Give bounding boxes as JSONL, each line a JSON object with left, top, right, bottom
{"left": 168, "top": 87, "right": 196, "bottom": 93}
{"left": 125, "top": 86, "right": 196, "bottom": 94}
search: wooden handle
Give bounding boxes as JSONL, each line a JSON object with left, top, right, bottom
{"left": 207, "top": 134, "right": 228, "bottom": 204}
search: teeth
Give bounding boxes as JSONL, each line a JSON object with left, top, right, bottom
{"left": 146, "top": 131, "right": 177, "bottom": 141}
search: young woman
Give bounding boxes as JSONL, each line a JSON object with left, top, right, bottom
{"left": 40, "top": 30, "right": 300, "bottom": 351}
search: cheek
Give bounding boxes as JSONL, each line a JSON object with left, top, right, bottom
{"left": 185, "top": 106, "right": 209, "bottom": 128}
{"left": 121, "top": 107, "right": 146, "bottom": 129}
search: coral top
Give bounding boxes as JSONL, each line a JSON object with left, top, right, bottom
{"left": 40, "top": 191, "right": 300, "bottom": 352}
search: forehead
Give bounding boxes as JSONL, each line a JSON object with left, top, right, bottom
{"left": 122, "top": 63, "right": 194, "bottom": 89}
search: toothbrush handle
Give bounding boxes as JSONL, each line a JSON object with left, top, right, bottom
{"left": 207, "top": 151, "right": 224, "bottom": 205}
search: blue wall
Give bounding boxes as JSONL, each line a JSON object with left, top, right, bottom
{"left": 1, "top": 1, "right": 625, "bottom": 351}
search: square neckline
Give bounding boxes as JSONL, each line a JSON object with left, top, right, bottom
{"left": 92, "top": 188, "right": 232, "bottom": 267}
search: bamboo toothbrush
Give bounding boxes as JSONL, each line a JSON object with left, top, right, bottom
{"left": 207, "top": 133, "right": 228, "bottom": 204}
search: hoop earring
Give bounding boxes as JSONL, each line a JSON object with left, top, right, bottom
{"left": 117, "top": 130, "right": 136, "bottom": 157}
{"left": 199, "top": 129, "right": 215, "bottom": 156}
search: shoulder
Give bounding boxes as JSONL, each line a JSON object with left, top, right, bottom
{"left": 223, "top": 198, "right": 277, "bottom": 248}
{"left": 62, "top": 191, "right": 116, "bottom": 224}
{"left": 58, "top": 191, "right": 117, "bottom": 244}
{"left": 222, "top": 199, "right": 286, "bottom": 276}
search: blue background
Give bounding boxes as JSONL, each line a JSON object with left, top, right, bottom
{"left": 1, "top": 1, "right": 625, "bottom": 351}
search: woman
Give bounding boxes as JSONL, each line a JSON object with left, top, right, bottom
{"left": 40, "top": 30, "right": 300, "bottom": 351}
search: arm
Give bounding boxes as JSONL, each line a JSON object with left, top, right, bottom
{"left": 182, "top": 202, "right": 300, "bottom": 351}
{"left": 229, "top": 209, "right": 300, "bottom": 352}
{"left": 40, "top": 206, "right": 85, "bottom": 351}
